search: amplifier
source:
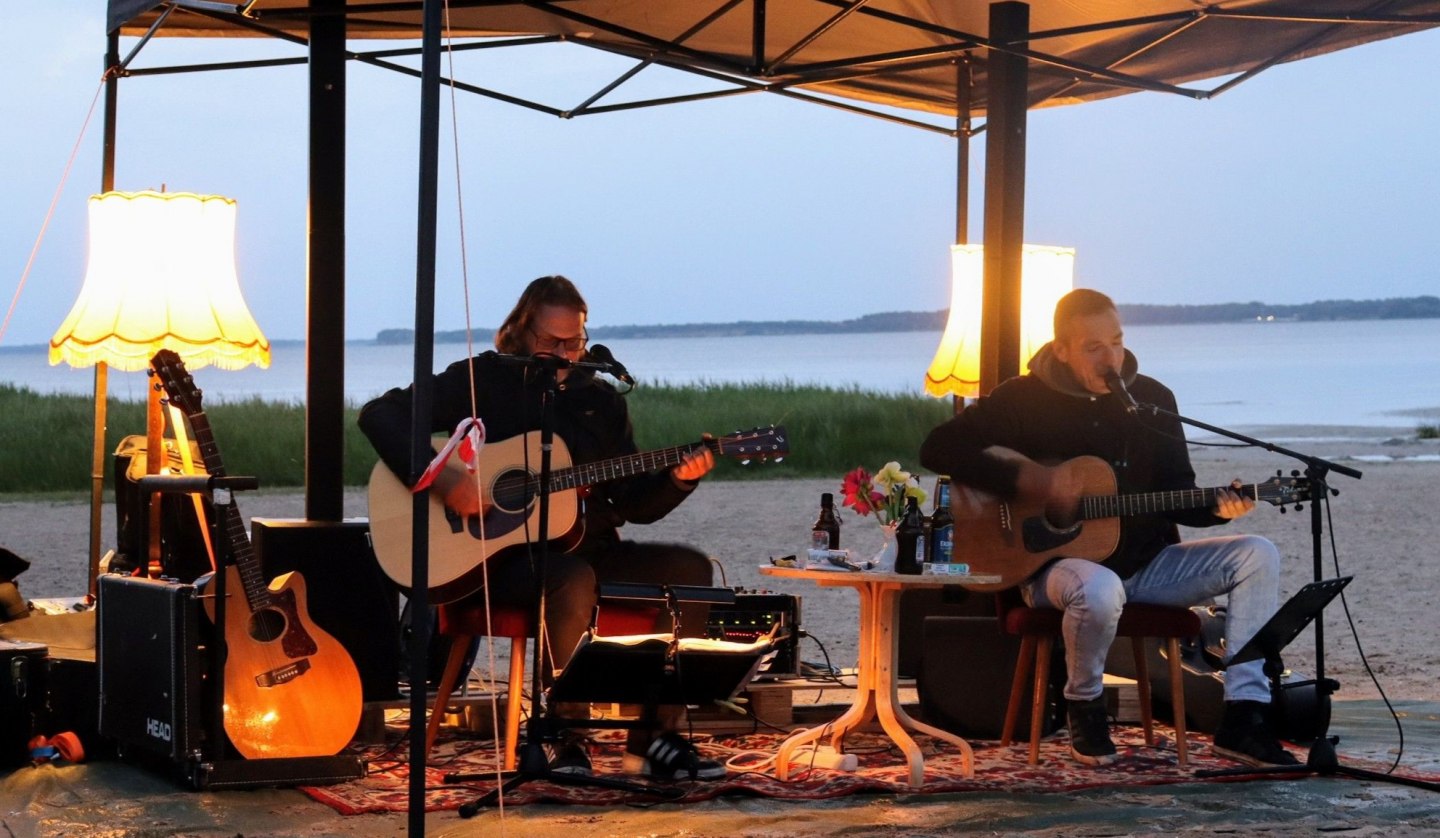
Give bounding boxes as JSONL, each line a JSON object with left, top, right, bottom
{"left": 704, "top": 592, "right": 801, "bottom": 679}
{"left": 97, "top": 574, "right": 208, "bottom": 765}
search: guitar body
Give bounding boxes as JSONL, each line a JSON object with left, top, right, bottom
{"left": 368, "top": 425, "right": 788, "bottom": 603}
{"left": 203, "top": 566, "right": 364, "bottom": 759}
{"left": 368, "top": 433, "right": 582, "bottom": 603}
{"left": 950, "top": 448, "right": 1120, "bottom": 592}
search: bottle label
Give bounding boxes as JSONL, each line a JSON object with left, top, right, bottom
{"left": 934, "top": 524, "right": 954, "bottom": 563}
{"left": 811, "top": 530, "right": 830, "bottom": 551}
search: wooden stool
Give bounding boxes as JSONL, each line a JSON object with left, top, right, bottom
{"left": 1000, "top": 601, "right": 1201, "bottom": 767}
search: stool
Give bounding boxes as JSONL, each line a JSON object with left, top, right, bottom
{"left": 424, "top": 601, "right": 659, "bottom": 767}
{"left": 1000, "top": 601, "right": 1201, "bottom": 767}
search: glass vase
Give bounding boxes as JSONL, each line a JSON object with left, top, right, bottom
{"left": 871, "top": 521, "right": 899, "bottom": 572}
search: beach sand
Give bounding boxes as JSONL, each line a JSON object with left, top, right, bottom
{"left": 3, "top": 428, "right": 1436, "bottom": 703}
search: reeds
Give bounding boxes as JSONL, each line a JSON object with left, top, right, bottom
{"left": 0, "top": 382, "right": 953, "bottom": 495}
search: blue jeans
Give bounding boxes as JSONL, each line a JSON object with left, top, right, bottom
{"left": 1020, "top": 534, "right": 1279, "bottom": 704}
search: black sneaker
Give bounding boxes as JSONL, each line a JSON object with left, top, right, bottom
{"left": 1067, "top": 696, "right": 1118, "bottom": 766}
{"left": 1213, "top": 700, "right": 1300, "bottom": 768}
{"left": 621, "top": 733, "right": 726, "bottom": 781}
{"left": 547, "top": 736, "right": 593, "bottom": 776}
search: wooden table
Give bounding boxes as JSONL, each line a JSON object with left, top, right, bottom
{"left": 759, "top": 565, "right": 1002, "bottom": 788}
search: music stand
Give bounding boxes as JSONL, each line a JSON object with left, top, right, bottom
{"left": 452, "top": 583, "right": 770, "bottom": 815}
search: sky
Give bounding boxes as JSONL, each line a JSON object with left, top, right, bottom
{"left": 3, "top": 6, "right": 1439, "bottom": 347}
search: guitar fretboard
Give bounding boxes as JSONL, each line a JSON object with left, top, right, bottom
{"left": 550, "top": 442, "right": 706, "bottom": 491}
{"left": 184, "top": 409, "right": 273, "bottom": 613}
{"left": 1080, "top": 484, "right": 1258, "bottom": 521}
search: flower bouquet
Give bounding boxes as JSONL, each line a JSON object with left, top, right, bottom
{"left": 839, "top": 462, "right": 927, "bottom": 570}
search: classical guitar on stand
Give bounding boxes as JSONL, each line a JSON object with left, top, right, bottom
{"left": 950, "top": 446, "right": 1310, "bottom": 592}
{"left": 150, "top": 349, "right": 363, "bottom": 760}
{"left": 368, "top": 425, "right": 788, "bottom": 603}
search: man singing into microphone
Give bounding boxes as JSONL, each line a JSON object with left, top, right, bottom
{"left": 359, "top": 275, "right": 724, "bottom": 781}
{"left": 920, "top": 288, "right": 1298, "bottom": 769}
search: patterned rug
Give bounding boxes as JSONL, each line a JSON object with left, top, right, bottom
{"left": 297, "top": 721, "right": 1386, "bottom": 815}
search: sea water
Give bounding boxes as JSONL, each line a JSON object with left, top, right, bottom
{"left": 5, "top": 319, "right": 1438, "bottom": 434}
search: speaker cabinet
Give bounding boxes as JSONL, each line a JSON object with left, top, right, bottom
{"left": 250, "top": 519, "right": 400, "bottom": 702}
{"left": 97, "top": 575, "right": 208, "bottom": 763}
{"left": 916, "top": 615, "right": 1064, "bottom": 740}
{"left": 897, "top": 586, "right": 996, "bottom": 679}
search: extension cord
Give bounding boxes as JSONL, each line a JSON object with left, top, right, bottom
{"left": 797, "top": 746, "right": 858, "bottom": 772}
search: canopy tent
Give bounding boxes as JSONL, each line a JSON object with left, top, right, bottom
{"left": 110, "top": 0, "right": 1440, "bottom": 119}
{"left": 95, "top": 1, "right": 1439, "bottom": 828}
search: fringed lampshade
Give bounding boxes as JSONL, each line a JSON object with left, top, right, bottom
{"left": 49, "top": 190, "right": 270, "bottom": 372}
{"left": 924, "top": 243, "right": 1075, "bottom": 399}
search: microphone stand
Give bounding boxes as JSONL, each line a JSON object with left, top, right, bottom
{"left": 460, "top": 353, "right": 666, "bottom": 812}
{"left": 1135, "top": 400, "right": 1433, "bottom": 789}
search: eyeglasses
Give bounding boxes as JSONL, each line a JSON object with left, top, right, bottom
{"left": 528, "top": 326, "right": 588, "bottom": 353}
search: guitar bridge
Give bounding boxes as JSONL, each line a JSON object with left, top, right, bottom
{"left": 256, "top": 658, "right": 312, "bottom": 688}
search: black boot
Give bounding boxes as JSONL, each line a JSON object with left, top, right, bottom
{"left": 1067, "top": 696, "right": 1117, "bottom": 766}
{"left": 1213, "top": 700, "right": 1300, "bottom": 767}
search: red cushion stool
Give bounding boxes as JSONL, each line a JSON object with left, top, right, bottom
{"left": 999, "top": 600, "right": 1201, "bottom": 767}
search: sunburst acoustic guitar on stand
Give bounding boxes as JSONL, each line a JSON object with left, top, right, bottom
{"left": 368, "top": 425, "right": 789, "bottom": 604}
{"left": 949, "top": 446, "right": 1311, "bottom": 592}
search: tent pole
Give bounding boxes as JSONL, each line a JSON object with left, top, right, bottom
{"left": 981, "top": 1, "right": 1029, "bottom": 396}
{"left": 305, "top": 0, "right": 347, "bottom": 522}
{"left": 407, "top": 0, "right": 444, "bottom": 831}
{"left": 952, "top": 57, "right": 971, "bottom": 415}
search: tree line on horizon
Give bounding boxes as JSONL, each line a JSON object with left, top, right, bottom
{"left": 373, "top": 295, "right": 1440, "bottom": 344}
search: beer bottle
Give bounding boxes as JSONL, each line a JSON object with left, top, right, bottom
{"left": 927, "top": 477, "right": 954, "bottom": 566}
{"left": 811, "top": 492, "right": 841, "bottom": 550}
{"left": 894, "top": 495, "right": 925, "bottom": 575}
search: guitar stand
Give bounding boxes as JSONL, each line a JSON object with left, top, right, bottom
{"left": 135, "top": 474, "right": 365, "bottom": 789}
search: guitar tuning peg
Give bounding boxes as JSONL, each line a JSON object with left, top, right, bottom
{"left": 740, "top": 457, "right": 752, "bottom": 466}
{"left": 1330, "top": 488, "right": 1340, "bottom": 497}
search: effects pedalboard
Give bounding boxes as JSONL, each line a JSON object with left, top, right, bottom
{"left": 703, "top": 588, "right": 801, "bottom": 679}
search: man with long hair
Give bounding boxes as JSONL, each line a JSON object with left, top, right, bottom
{"left": 360, "top": 275, "right": 723, "bottom": 780}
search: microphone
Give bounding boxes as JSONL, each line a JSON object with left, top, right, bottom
{"left": 1102, "top": 368, "right": 1139, "bottom": 414}
{"left": 586, "top": 344, "right": 635, "bottom": 387}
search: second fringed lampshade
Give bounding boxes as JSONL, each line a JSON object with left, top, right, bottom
{"left": 924, "top": 243, "right": 1074, "bottom": 399}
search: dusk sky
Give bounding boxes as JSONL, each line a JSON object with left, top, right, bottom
{"left": 3, "top": 7, "right": 1438, "bottom": 348}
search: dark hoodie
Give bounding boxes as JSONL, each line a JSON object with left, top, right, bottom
{"left": 919, "top": 343, "right": 1227, "bottom": 580}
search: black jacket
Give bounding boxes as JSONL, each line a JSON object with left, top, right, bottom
{"left": 918, "top": 344, "right": 1227, "bottom": 579}
{"left": 358, "top": 351, "right": 694, "bottom": 553}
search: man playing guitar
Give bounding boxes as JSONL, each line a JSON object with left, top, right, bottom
{"left": 359, "top": 275, "right": 723, "bottom": 781}
{"left": 920, "top": 288, "right": 1298, "bottom": 769}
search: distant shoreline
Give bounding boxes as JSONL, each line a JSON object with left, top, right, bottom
{"left": 4, "top": 296, "right": 1436, "bottom": 351}
{"left": 373, "top": 296, "right": 1440, "bottom": 345}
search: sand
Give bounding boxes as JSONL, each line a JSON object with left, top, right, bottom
{"left": 2, "top": 428, "right": 1436, "bottom": 702}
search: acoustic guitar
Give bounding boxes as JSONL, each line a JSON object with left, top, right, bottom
{"left": 151, "top": 349, "right": 363, "bottom": 760}
{"left": 949, "top": 447, "right": 1310, "bottom": 592}
{"left": 368, "top": 425, "right": 789, "bottom": 603}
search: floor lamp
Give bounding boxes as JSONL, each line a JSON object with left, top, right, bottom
{"left": 48, "top": 190, "right": 270, "bottom": 592}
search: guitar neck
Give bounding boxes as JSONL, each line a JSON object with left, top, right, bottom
{"left": 1080, "top": 483, "right": 1256, "bottom": 521}
{"left": 186, "top": 410, "right": 271, "bottom": 611}
{"left": 548, "top": 440, "right": 706, "bottom": 492}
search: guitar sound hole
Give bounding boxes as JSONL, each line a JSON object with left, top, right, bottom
{"left": 491, "top": 468, "right": 535, "bottom": 514}
{"left": 249, "top": 608, "right": 287, "bottom": 643}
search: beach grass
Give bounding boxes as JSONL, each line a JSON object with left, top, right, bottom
{"left": 1, "top": 382, "right": 952, "bottom": 495}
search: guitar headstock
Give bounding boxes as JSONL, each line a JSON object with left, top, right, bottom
{"left": 712, "top": 425, "right": 788, "bottom": 465}
{"left": 149, "top": 348, "right": 203, "bottom": 416}
{"left": 1255, "top": 473, "right": 1311, "bottom": 508}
